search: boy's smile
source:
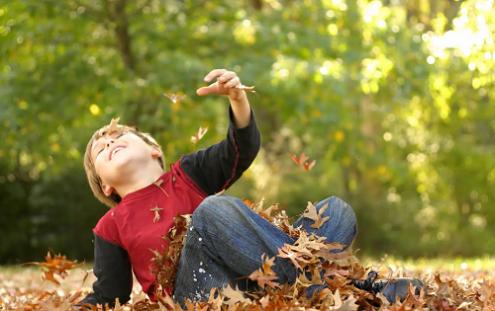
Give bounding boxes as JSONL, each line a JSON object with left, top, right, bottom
{"left": 109, "top": 144, "right": 127, "bottom": 161}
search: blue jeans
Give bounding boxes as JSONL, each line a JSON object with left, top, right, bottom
{"left": 173, "top": 195, "right": 357, "bottom": 304}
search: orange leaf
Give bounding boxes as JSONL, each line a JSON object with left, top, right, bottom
{"left": 248, "top": 255, "right": 280, "bottom": 289}
{"left": 290, "top": 152, "right": 316, "bottom": 171}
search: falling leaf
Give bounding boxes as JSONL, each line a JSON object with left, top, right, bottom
{"left": 163, "top": 92, "right": 186, "bottom": 104}
{"left": 191, "top": 127, "right": 208, "bottom": 144}
{"left": 290, "top": 152, "right": 316, "bottom": 171}
{"left": 26, "top": 251, "right": 77, "bottom": 285}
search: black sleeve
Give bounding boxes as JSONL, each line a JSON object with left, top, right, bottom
{"left": 180, "top": 106, "right": 261, "bottom": 195}
{"left": 75, "top": 234, "right": 132, "bottom": 308}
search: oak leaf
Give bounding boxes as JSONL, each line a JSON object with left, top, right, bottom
{"left": 302, "top": 201, "right": 330, "bottom": 229}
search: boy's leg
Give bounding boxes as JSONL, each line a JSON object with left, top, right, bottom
{"left": 293, "top": 196, "right": 358, "bottom": 248}
{"left": 173, "top": 195, "right": 297, "bottom": 304}
{"left": 292, "top": 196, "right": 358, "bottom": 297}
{"left": 291, "top": 196, "right": 424, "bottom": 302}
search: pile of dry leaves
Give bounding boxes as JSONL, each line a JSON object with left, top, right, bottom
{"left": 2, "top": 200, "right": 495, "bottom": 310}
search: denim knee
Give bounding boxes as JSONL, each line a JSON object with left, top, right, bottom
{"left": 294, "top": 195, "right": 357, "bottom": 248}
{"left": 323, "top": 196, "right": 358, "bottom": 246}
{"left": 191, "top": 195, "right": 239, "bottom": 231}
{"left": 325, "top": 196, "right": 357, "bottom": 229}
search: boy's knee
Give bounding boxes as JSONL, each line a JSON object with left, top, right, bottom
{"left": 323, "top": 196, "right": 357, "bottom": 227}
{"left": 192, "top": 195, "right": 238, "bottom": 226}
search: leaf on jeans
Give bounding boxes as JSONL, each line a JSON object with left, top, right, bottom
{"left": 244, "top": 198, "right": 281, "bottom": 220}
{"left": 248, "top": 255, "right": 280, "bottom": 289}
{"left": 277, "top": 244, "right": 311, "bottom": 271}
{"left": 191, "top": 127, "right": 208, "bottom": 144}
{"left": 290, "top": 152, "right": 316, "bottom": 171}
{"left": 302, "top": 201, "right": 330, "bottom": 229}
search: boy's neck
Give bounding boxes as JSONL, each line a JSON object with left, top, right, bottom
{"left": 114, "top": 165, "right": 165, "bottom": 199}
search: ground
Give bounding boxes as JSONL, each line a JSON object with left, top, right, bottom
{"left": 2, "top": 257, "right": 495, "bottom": 310}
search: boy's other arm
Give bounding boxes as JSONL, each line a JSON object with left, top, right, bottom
{"left": 75, "top": 235, "right": 132, "bottom": 308}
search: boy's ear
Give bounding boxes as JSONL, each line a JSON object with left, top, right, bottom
{"left": 102, "top": 184, "right": 115, "bottom": 197}
{"left": 151, "top": 147, "right": 162, "bottom": 159}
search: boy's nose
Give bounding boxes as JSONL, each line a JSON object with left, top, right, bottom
{"left": 106, "top": 139, "right": 115, "bottom": 147}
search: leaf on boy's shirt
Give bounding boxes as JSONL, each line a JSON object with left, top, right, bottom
{"left": 150, "top": 206, "right": 163, "bottom": 223}
{"left": 163, "top": 92, "right": 186, "bottom": 104}
{"left": 248, "top": 254, "right": 280, "bottom": 289}
{"left": 302, "top": 201, "right": 330, "bottom": 229}
{"left": 290, "top": 152, "right": 316, "bottom": 171}
{"left": 191, "top": 127, "right": 208, "bottom": 144}
{"left": 26, "top": 251, "right": 78, "bottom": 285}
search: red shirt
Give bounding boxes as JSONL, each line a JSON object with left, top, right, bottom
{"left": 93, "top": 161, "right": 206, "bottom": 295}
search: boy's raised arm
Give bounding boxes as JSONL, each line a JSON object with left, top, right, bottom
{"left": 180, "top": 69, "right": 261, "bottom": 195}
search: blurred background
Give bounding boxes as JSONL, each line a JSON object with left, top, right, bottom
{"left": 1, "top": 0, "right": 494, "bottom": 264}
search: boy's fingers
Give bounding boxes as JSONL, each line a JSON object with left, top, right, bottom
{"left": 196, "top": 82, "right": 219, "bottom": 96}
{"left": 204, "top": 69, "right": 227, "bottom": 82}
{"left": 218, "top": 71, "right": 236, "bottom": 83}
{"left": 224, "top": 77, "right": 240, "bottom": 88}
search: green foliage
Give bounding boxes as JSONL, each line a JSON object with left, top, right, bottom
{"left": 1, "top": 0, "right": 494, "bottom": 261}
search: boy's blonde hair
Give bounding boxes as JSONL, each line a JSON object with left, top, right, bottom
{"left": 83, "top": 120, "right": 164, "bottom": 208}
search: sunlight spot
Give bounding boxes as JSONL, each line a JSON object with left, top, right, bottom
{"left": 18, "top": 100, "right": 28, "bottom": 110}
{"left": 89, "top": 104, "right": 101, "bottom": 116}
{"left": 426, "top": 56, "right": 435, "bottom": 64}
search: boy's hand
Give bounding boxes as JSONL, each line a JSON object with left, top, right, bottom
{"left": 196, "top": 69, "right": 246, "bottom": 101}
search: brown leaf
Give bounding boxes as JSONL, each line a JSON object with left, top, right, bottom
{"left": 329, "top": 290, "right": 359, "bottom": 311}
{"left": 302, "top": 201, "right": 330, "bottom": 229}
{"left": 248, "top": 255, "right": 280, "bottom": 289}
{"left": 221, "top": 285, "right": 251, "bottom": 306}
{"left": 290, "top": 152, "right": 316, "bottom": 171}
{"left": 26, "top": 251, "right": 78, "bottom": 285}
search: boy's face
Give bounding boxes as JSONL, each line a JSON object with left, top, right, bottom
{"left": 90, "top": 131, "right": 161, "bottom": 196}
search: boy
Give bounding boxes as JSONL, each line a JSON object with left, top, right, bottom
{"left": 77, "top": 69, "right": 421, "bottom": 308}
